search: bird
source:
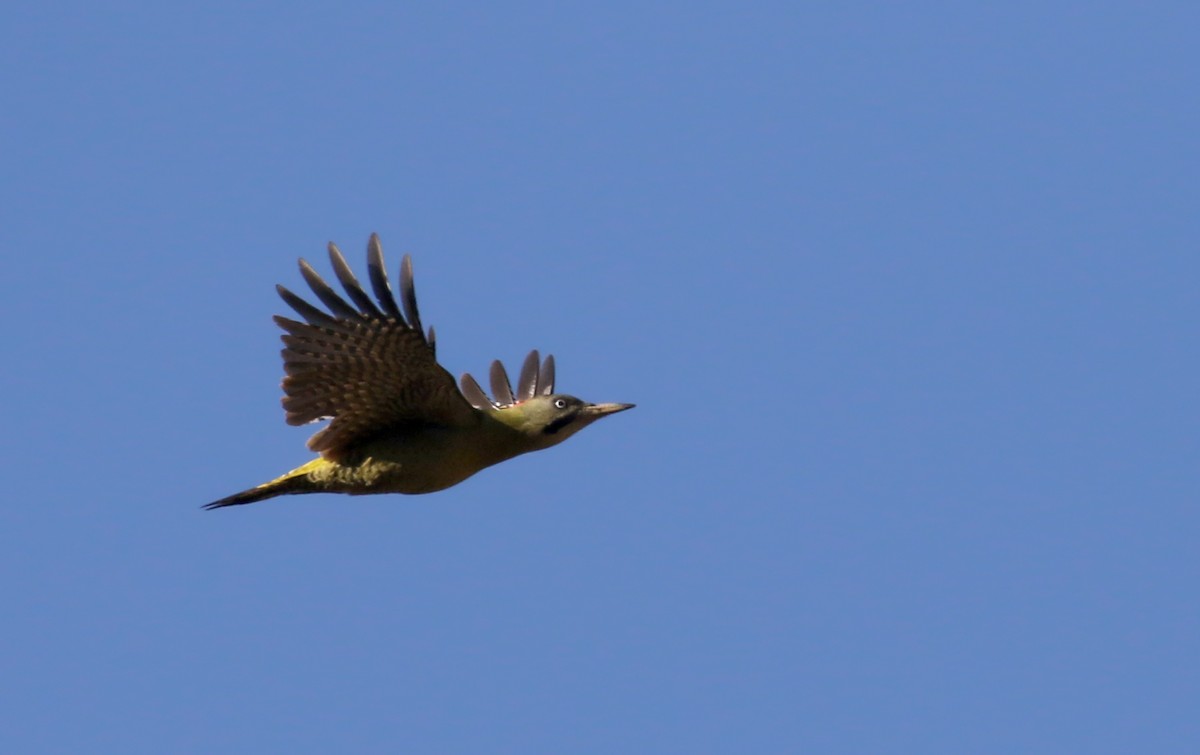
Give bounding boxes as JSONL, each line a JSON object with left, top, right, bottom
{"left": 204, "top": 234, "right": 633, "bottom": 510}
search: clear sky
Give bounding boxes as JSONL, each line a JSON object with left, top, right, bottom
{"left": 2, "top": 1, "right": 1196, "bottom": 752}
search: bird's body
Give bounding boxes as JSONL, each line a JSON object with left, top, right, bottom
{"left": 205, "top": 235, "right": 632, "bottom": 509}
{"left": 220, "top": 410, "right": 564, "bottom": 504}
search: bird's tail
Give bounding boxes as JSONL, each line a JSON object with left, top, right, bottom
{"left": 202, "top": 459, "right": 325, "bottom": 510}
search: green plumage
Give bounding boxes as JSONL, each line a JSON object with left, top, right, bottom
{"left": 205, "top": 235, "right": 633, "bottom": 510}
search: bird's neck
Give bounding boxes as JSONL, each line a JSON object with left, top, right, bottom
{"left": 471, "top": 410, "right": 545, "bottom": 464}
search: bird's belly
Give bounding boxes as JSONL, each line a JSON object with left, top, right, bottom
{"left": 324, "top": 432, "right": 497, "bottom": 495}
{"left": 325, "top": 457, "right": 469, "bottom": 496}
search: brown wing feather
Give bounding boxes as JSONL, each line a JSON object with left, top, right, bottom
{"left": 277, "top": 235, "right": 478, "bottom": 460}
{"left": 460, "top": 351, "right": 556, "bottom": 408}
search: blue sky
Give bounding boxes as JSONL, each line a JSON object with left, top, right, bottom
{"left": 2, "top": 1, "right": 1196, "bottom": 752}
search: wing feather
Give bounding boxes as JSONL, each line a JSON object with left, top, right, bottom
{"left": 459, "top": 373, "right": 495, "bottom": 409}
{"left": 517, "top": 350, "right": 540, "bottom": 400}
{"left": 298, "top": 260, "right": 362, "bottom": 321}
{"left": 327, "top": 242, "right": 383, "bottom": 317}
{"left": 399, "top": 255, "right": 424, "bottom": 337}
{"left": 367, "top": 234, "right": 404, "bottom": 320}
{"left": 539, "top": 354, "right": 556, "bottom": 395}
{"left": 276, "top": 237, "right": 479, "bottom": 459}
{"left": 489, "top": 360, "right": 514, "bottom": 406}
{"left": 276, "top": 291, "right": 355, "bottom": 334}
{"left": 461, "top": 352, "right": 556, "bottom": 407}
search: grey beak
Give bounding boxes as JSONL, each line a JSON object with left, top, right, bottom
{"left": 582, "top": 402, "right": 636, "bottom": 417}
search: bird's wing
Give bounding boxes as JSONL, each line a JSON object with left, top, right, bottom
{"left": 275, "top": 234, "right": 479, "bottom": 460}
{"left": 459, "top": 350, "right": 556, "bottom": 409}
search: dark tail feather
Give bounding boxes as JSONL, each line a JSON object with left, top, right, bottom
{"left": 202, "top": 474, "right": 314, "bottom": 510}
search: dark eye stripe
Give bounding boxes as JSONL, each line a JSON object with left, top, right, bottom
{"left": 543, "top": 414, "right": 575, "bottom": 435}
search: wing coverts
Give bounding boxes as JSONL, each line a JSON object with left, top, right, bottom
{"left": 275, "top": 236, "right": 476, "bottom": 459}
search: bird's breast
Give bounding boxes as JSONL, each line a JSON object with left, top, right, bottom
{"left": 317, "top": 423, "right": 530, "bottom": 495}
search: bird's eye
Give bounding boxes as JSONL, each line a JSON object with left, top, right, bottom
{"left": 554, "top": 398, "right": 568, "bottom": 410}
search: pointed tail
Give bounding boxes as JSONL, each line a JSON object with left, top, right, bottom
{"left": 203, "top": 459, "right": 325, "bottom": 510}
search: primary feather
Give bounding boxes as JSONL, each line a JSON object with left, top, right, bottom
{"left": 275, "top": 235, "right": 477, "bottom": 461}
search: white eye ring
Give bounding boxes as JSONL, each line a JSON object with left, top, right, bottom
{"left": 554, "top": 398, "right": 568, "bottom": 409}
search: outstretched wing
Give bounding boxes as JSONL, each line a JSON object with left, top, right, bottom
{"left": 459, "top": 350, "right": 556, "bottom": 409}
{"left": 275, "top": 234, "right": 479, "bottom": 460}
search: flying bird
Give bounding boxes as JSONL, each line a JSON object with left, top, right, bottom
{"left": 204, "top": 234, "right": 633, "bottom": 509}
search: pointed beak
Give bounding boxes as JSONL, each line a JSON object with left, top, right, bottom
{"left": 582, "top": 402, "right": 636, "bottom": 418}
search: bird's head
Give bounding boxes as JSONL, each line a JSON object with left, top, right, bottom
{"left": 508, "top": 393, "right": 635, "bottom": 446}
{"left": 460, "top": 350, "right": 634, "bottom": 447}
